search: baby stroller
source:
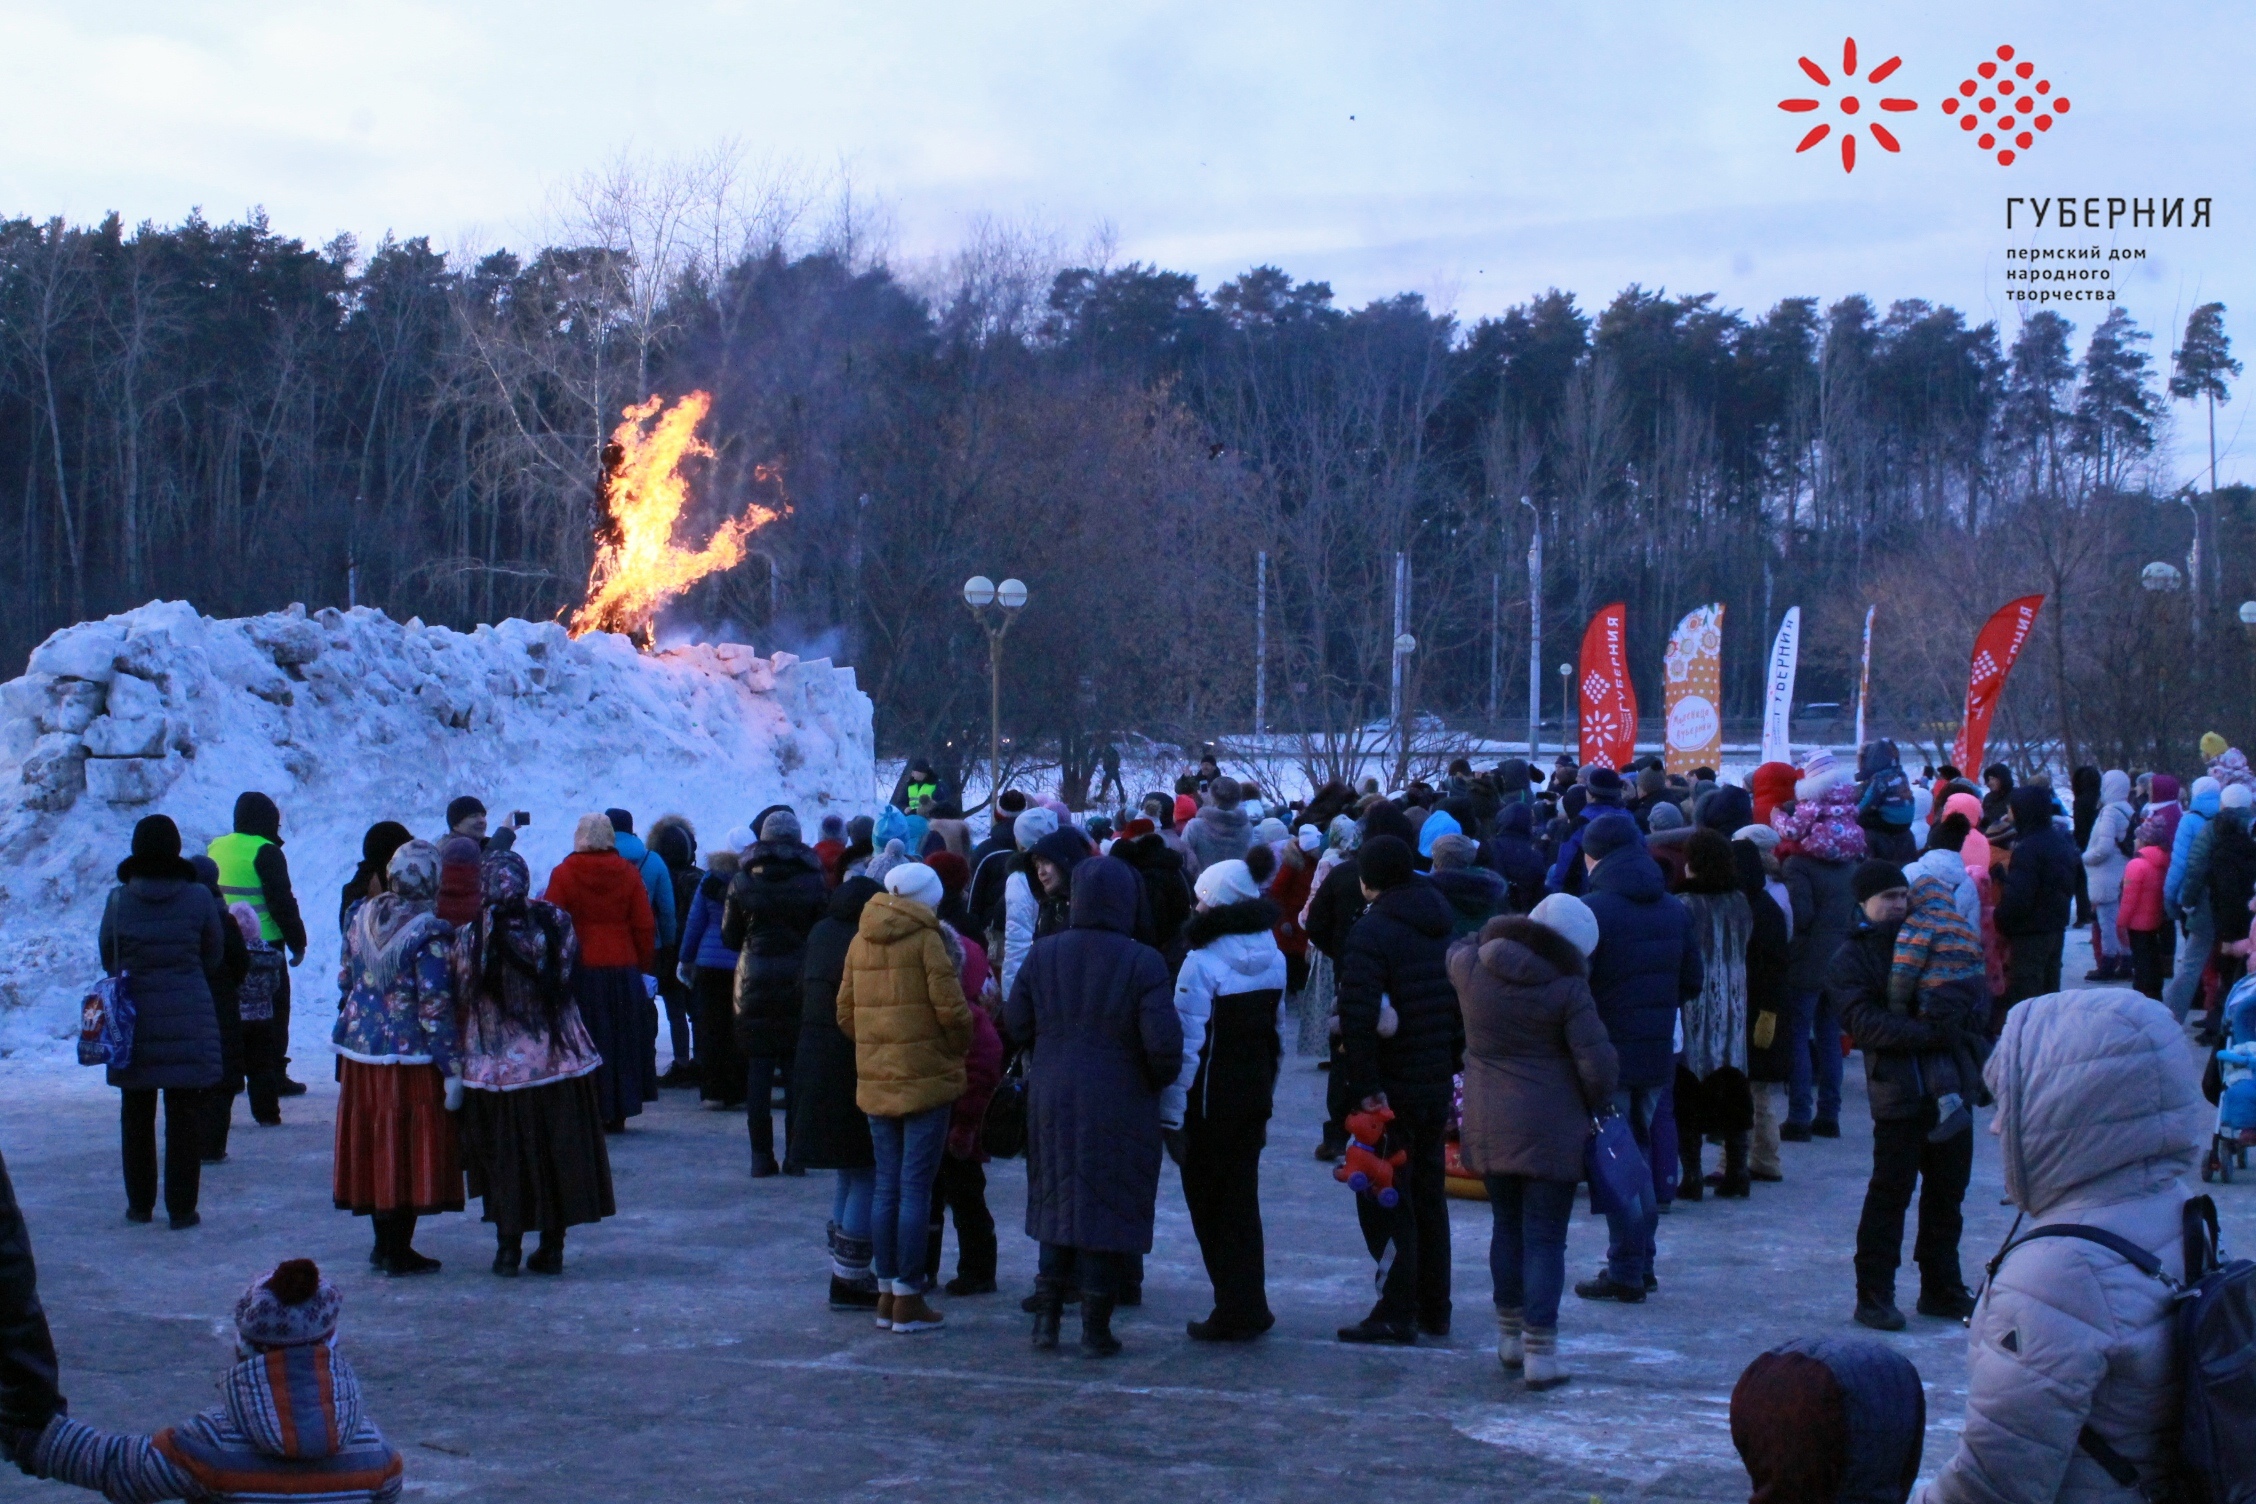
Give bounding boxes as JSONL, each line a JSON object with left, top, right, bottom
{"left": 2201, "top": 976, "right": 2256, "bottom": 1183}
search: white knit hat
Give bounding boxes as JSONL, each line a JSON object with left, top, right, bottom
{"left": 1194, "top": 859, "right": 1260, "bottom": 907}
{"left": 2225, "top": 783, "right": 2252, "bottom": 811}
{"left": 1530, "top": 892, "right": 1600, "bottom": 958}
{"left": 1014, "top": 807, "right": 1059, "bottom": 850}
{"left": 884, "top": 861, "right": 944, "bottom": 911}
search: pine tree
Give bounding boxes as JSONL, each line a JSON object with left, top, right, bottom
{"left": 2071, "top": 308, "right": 2161, "bottom": 491}
{"left": 2169, "top": 301, "right": 2239, "bottom": 493}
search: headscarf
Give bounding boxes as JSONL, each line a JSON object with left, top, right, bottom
{"left": 464, "top": 849, "right": 574, "bottom": 1035}
{"left": 348, "top": 840, "right": 448, "bottom": 994}
{"left": 1941, "top": 791, "right": 1991, "bottom": 876}
{"left": 1326, "top": 814, "right": 1361, "bottom": 854}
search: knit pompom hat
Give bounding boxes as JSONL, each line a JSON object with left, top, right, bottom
{"left": 884, "top": 861, "right": 944, "bottom": 911}
{"left": 1194, "top": 859, "right": 1260, "bottom": 906}
{"left": 235, "top": 1259, "right": 342, "bottom": 1350}
{"left": 1795, "top": 750, "right": 1848, "bottom": 803}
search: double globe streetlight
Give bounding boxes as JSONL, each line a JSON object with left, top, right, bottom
{"left": 963, "top": 575, "right": 1029, "bottom": 812}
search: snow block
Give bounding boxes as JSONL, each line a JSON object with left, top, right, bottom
{"left": 26, "top": 624, "right": 123, "bottom": 683}
{"left": 36, "top": 680, "right": 104, "bottom": 736}
{"left": 21, "top": 734, "right": 87, "bottom": 811}
{"left": 82, "top": 716, "right": 167, "bottom": 759}
{"left": 249, "top": 615, "right": 325, "bottom": 667}
{"left": 84, "top": 755, "right": 179, "bottom": 805}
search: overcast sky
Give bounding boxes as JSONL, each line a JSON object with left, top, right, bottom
{"left": 6, "top": 0, "right": 2248, "bottom": 482}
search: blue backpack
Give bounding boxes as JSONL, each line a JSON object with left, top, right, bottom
{"left": 1987, "top": 1197, "right": 2255, "bottom": 1503}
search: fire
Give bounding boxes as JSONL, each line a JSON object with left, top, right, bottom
{"left": 568, "top": 391, "right": 781, "bottom": 641}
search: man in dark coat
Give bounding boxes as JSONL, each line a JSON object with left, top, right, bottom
{"left": 101, "top": 816, "right": 226, "bottom": 1228}
{"left": 1109, "top": 822, "right": 1194, "bottom": 968}
{"left": 1005, "top": 858, "right": 1181, "bottom": 1357}
{"left": 1829, "top": 862, "right": 1981, "bottom": 1332}
{"left": 1993, "top": 784, "right": 2080, "bottom": 1019}
{"left": 1483, "top": 802, "right": 1549, "bottom": 914}
{"left": 1303, "top": 802, "right": 1418, "bottom": 1161}
{"left": 1574, "top": 813, "right": 1701, "bottom": 1304}
{"left": 1333, "top": 835, "right": 1463, "bottom": 1345}
{"left": 723, "top": 809, "right": 830, "bottom": 1177}
{"left": 0, "top": 1145, "right": 64, "bottom": 1469}
{"left": 790, "top": 876, "right": 882, "bottom": 1310}
{"left": 1545, "top": 766, "right": 1630, "bottom": 896}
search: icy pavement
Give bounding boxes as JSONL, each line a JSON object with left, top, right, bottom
{"left": 2, "top": 944, "right": 2249, "bottom": 1501}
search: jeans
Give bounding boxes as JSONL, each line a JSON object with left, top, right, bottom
{"left": 1649, "top": 1077, "right": 1680, "bottom": 1205}
{"left": 745, "top": 1055, "right": 794, "bottom": 1166}
{"left": 1039, "top": 1242, "right": 1124, "bottom": 1299}
{"left": 121, "top": 1088, "right": 205, "bottom": 1220}
{"left": 1786, "top": 988, "right": 1843, "bottom": 1127}
{"left": 1854, "top": 1105, "right": 1975, "bottom": 1298}
{"left": 1604, "top": 1086, "right": 1662, "bottom": 1286}
{"left": 2165, "top": 911, "right": 2214, "bottom": 1023}
{"left": 1353, "top": 1095, "right": 1450, "bottom": 1326}
{"left": 832, "top": 1168, "right": 874, "bottom": 1240}
{"left": 2092, "top": 901, "right": 2126, "bottom": 960}
{"left": 869, "top": 1104, "right": 951, "bottom": 1294}
{"left": 1484, "top": 1175, "right": 1577, "bottom": 1329}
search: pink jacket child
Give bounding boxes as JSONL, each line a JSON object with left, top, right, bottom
{"left": 2117, "top": 843, "right": 2170, "bottom": 941}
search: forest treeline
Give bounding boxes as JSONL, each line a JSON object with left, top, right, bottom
{"left": 0, "top": 164, "right": 2245, "bottom": 789}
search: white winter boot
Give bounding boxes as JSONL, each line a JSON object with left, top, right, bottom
{"left": 1495, "top": 1306, "right": 1524, "bottom": 1370}
{"left": 1523, "top": 1326, "right": 1569, "bottom": 1391}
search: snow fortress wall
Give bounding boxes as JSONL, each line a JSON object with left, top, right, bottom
{"left": 0, "top": 600, "right": 874, "bottom": 1058}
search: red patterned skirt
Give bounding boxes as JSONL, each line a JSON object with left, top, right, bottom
{"left": 333, "top": 1059, "right": 464, "bottom": 1216}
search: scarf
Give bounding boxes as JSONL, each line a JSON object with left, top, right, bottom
{"left": 467, "top": 851, "right": 573, "bottom": 1036}
{"left": 1679, "top": 888, "right": 1752, "bottom": 1079}
{"left": 348, "top": 893, "right": 447, "bottom": 997}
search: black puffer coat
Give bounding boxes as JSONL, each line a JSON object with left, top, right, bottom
{"left": 1004, "top": 858, "right": 1181, "bottom": 1254}
{"left": 0, "top": 1145, "right": 63, "bottom": 1436}
{"left": 788, "top": 878, "right": 879, "bottom": 1171}
{"left": 1995, "top": 785, "right": 2080, "bottom": 938}
{"left": 724, "top": 839, "right": 829, "bottom": 1058}
{"left": 98, "top": 860, "right": 225, "bottom": 1092}
{"left": 1336, "top": 879, "right": 1463, "bottom": 1109}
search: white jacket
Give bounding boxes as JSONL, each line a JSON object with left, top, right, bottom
{"left": 2082, "top": 778, "right": 2135, "bottom": 907}
{"left": 1000, "top": 869, "right": 1038, "bottom": 1000}
{"left": 1162, "top": 926, "right": 1286, "bottom": 1129}
{"left": 1904, "top": 848, "right": 1980, "bottom": 936}
{"left": 1924, "top": 988, "right": 2205, "bottom": 1504}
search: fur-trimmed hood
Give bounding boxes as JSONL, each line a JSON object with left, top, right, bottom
{"left": 1475, "top": 913, "right": 1589, "bottom": 987}
{"left": 1184, "top": 897, "right": 1279, "bottom": 949}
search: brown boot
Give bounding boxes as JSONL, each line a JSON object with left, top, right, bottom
{"left": 890, "top": 1292, "right": 945, "bottom": 1333}
{"left": 873, "top": 1292, "right": 896, "bottom": 1329}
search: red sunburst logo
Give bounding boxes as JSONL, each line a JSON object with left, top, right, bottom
{"left": 1780, "top": 37, "right": 1918, "bottom": 172}
{"left": 1942, "top": 45, "right": 2069, "bottom": 166}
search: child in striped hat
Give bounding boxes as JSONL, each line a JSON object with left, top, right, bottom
{"left": 13, "top": 1259, "right": 405, "bottom": 1501}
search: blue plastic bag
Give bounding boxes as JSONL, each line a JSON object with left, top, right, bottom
{"left": 77, "top": 974, "right": 134, "bottom": 1069}
{"left": 1583, "top": 1111, "right": 1654, "bottom": 1222}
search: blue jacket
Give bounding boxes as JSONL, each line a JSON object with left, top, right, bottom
{"left": 613, "top": 833, "right": 677, "bottom": 949}
{"left": 676, "top": 871, "right": 741, "bottom": 973}
{"left": 2165, "top": 784, "right": 2220, "bottom": 914}
{"left": 1545, "top": 798, "right": 1638, "bottom": 896}
{"left": 1582, "top": 846, "right": 1703, "bottom": 1088}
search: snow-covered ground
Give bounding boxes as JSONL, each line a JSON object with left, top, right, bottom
{"left": 0, "top": 601, "right": 872, "bottom": 1062}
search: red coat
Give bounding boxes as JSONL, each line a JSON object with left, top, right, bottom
{"left": 543, "top": 851, "right": 657, "bottom": 970}
{"left": 2118, "top": 844, "right": 2170, "bottom": 937}
{"left": 1268, "top": 853, "right": 1314, "bottom": 959}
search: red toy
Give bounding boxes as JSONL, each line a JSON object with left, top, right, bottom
{"left": 1335, "top": 1104, "right": 1408, "bottom": 1208}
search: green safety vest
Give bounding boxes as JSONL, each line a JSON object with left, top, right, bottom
{"left": 208, "top": 832, "right": 280, "bottom": 942}
{"left": 906, "top": 780, "right": 938, "bottom": 808}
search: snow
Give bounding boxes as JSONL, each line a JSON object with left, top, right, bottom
{"left": 0, "top": 600, "right": 873, "bottom": 1061}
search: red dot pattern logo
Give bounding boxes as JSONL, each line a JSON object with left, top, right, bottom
{"left": 1939, "top": 44, "right": 2068, "bottom": 165}
{"left": 1778, "top": 36, "right": 1918, "bottom": 172}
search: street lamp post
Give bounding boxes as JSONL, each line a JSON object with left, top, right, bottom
{"left": 1521, "top": 496, "right": 1541, "bottom": 763}
{"left": 1558, "top": 661, "right": 1574, "bottom": 768}
{"left": 962, "top": 575, "right": 1029, "bottom": 812}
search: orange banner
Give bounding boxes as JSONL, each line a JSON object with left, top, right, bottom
{"left": 1578, "top": 603, "right": 1637, "bottom": 771}
{"left": 1662, "top": 603, "right": 1724, "bottom": 775}
{"left": 1952, "top": 595, "right": 2044, "bottom": 772}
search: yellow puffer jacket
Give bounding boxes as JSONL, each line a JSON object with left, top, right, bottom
{"left": 836, "top": 893, "right": 972, "bottom": 1117}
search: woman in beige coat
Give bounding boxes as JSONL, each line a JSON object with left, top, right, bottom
{"left": 836, "top": 862, "right": 971, "bottom": 1335}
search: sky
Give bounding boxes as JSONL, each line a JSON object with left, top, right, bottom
{"left": 4, "top": 0, "right": 2249, "bottom": 483}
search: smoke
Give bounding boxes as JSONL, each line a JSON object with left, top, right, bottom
{"left": 652, "top": 611, "right": 851, "bottom": 665}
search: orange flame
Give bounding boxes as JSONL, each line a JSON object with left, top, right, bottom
{"left": 569, "top": 391, "right": 781, "bottom": 640}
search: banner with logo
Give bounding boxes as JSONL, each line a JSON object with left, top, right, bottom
{"left": 1853, "top": 603, "right": 1876, "bottom": 751}
{"left": 1577, "top": 603, "right": 1637, "bottom": 771}
{"left": 1952, "top": 595, "right": 2044, "bottom": 773}
{"left": 1760, "top": 607, "right": 1800, "bottom": 765}
{"left": 1662, "top": 603, "right": 1724, "bottom": 774}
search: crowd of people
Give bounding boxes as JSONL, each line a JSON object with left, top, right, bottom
{"left": 0, "top": 735, "right": 2237, "bottom": 1501}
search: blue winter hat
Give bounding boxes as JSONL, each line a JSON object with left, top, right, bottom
{"left": 1416, "top": 807, "right": 1462, "bottom": 857}
{"left": 1581, "top": 812, "right": 1640, "bottom": 862}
